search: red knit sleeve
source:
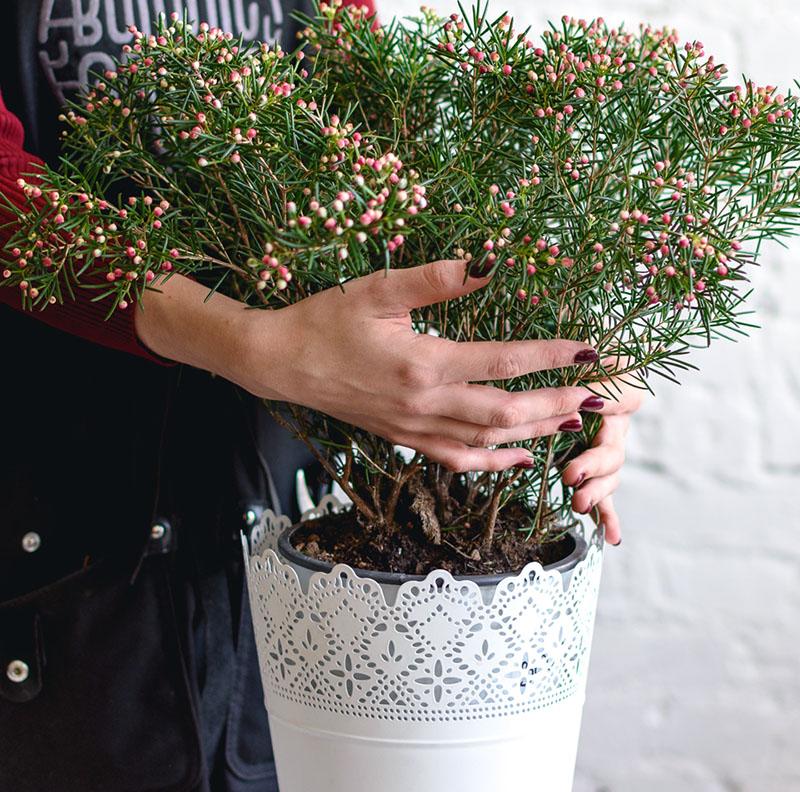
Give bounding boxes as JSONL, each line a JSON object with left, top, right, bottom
{"left": 0, "top": 90, "right": 167, "bottom": 361}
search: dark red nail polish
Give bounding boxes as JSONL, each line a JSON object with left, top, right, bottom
{"left": 580, "top": 395, "right": 605, "bottom": 411}
{"left": 573, "top": 348, "right": 599, "bottom": 364}
{"left": 558, "top": 419, "right": 583, "bottom": 432}
{"left": 469, "top": 260, "right": 493, "bottom": 278}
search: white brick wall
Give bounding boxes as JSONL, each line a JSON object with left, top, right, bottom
{"left": 384, "top": 1, "right": 800, "bottom": 787}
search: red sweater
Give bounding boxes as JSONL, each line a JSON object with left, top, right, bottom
{"left": 0, "top": 0, "right": 375, "bottom": 361}
{"left": 0, "top": 91, "right": 159, "bottom": 359}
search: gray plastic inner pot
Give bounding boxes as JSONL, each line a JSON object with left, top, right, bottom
{"left": 277, "top": 519, "right": 589, "bottom": 588}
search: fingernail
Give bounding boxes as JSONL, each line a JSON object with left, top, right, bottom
{"left": 580, "top": 395, "right": 605, "bottom": 411}
{"left": 558, "top": 419, "right": 583, "bottom": 432}
{"left": 573, "top": 472, "right": 586, "bottom": 488}
{"left": 612, "top": 538, "right": 622, "bottom": 547}
{"left": 469, "top": 260, "right": 493, "bottom": 278}
{"left": 573, "top": 348, "right": 599, "bottom": 364}
{"left": 515, "top": 457, "right": 535, "bottom": 469}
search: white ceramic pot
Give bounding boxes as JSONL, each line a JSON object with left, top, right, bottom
{"left": 244, "top": 495, "right": 604, "bottom": 792}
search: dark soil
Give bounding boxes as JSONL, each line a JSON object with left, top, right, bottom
{"left": 290, "top": 505, "right": 574, "bottom": 577}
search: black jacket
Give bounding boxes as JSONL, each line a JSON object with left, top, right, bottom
{"left": 0, "top": 2, "right": 315, "bottom": 789}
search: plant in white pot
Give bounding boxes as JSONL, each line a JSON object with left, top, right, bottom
{"left": 5, "top": 3, "right": 800, "bottom": 789}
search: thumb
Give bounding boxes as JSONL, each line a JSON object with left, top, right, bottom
{"left": 367, "top": 259, "right": 492, "bottom": 311}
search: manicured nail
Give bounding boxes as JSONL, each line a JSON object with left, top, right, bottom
{"left": 469, "top": 260, "right": 493, "bottom": 278}
{"left": 558, "top": 419, "right": 583, "bottom": 432}
{"left": 580, "top": 395, "right": 605, "bottom": 412}
{"left": 573, "top": 472, "right": 586, "bottom": 488}
{"left": 573, "top": 348, "right": 599, "bottom": 364}
{"left": 515, "top": 457, "right": 535, "bottom": 469}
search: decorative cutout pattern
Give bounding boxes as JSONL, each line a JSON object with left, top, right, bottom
{"left": 245, "top": 497, "right": 603, "bottom": 722}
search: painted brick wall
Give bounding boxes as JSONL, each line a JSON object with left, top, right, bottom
{"left": 384, "top": 0, "right": 800, "bottom": 787}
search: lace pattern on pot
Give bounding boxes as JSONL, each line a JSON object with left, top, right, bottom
{"left": 245, "top": 496, "right": 603, "bottom": 721}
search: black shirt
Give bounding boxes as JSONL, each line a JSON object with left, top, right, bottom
{"left": 1, "top": 4, "right": 316, "bottom": 790}
{"left": 0, "top": 0, "right": 314, "bottom": 600}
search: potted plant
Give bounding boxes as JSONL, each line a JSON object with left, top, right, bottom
{"left": 5, "top": 3, "right": 800, "bottom": 789}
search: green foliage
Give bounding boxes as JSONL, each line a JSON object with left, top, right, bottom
{"left": 4, "top": 2, "right": 800, "bottom": 546}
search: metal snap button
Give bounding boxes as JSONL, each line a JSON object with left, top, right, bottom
{"left": 6, "top": 660, "right": 30, "bottom": 683}
{"left": 21, "top": 532, "right": 41, "bottom": 553}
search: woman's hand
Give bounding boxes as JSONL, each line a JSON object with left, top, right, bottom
{"left": 561, "top": 384, "right": 643, "bottom": 545}
{"left": 233, "top": 259, "right": 621, "bottom": 472}
{"left": 137, "top": 260, "right": 614, "bottom": 473}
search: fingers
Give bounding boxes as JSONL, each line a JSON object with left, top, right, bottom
{"left": 589, "top": 381, "right": 644, "bottom": 416}
{"left": 571, "top": 472, "right": 620, "bottom": 515}
{"left": 394, "top": 434, "right": 533, "bottom": 473}
{"left": 595, "top": 496, "right": 622, "bottom": 545}
{"left": 558, "top": 412, "right": 627, "bottom": 544}
{"left": 562, "top": 438, "right": 626, "bottom": 487}
{"left": 364, "top": 259, "right": 491, "bottom": 312}
{"left": 427, "top": 383, "right": 606, "bottom": 427}
{"left": 429, "top": 336, "right": 599, "bottom": 384}
{"left": 588, "top": 412, "right": 630, "bottom": 449}
{"left": 409, "top": 410, "right": 585, "bottom": 448}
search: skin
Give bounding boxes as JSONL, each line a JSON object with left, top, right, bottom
{"left": 136, "top": 258, "right": 640, "bottom": 544}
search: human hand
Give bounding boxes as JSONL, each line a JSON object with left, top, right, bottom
{"left": 136, "top": 263, "right": 641, "bottom": 497}
{"left": 561, "top": 383, "right": 643, "bottom": 545}
{"left": 235, "top": 259, "right": 617, "bottom": 472}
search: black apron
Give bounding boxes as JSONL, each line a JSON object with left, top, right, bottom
{"left": 0, "top": 2, "right": 315, "bottom": 789}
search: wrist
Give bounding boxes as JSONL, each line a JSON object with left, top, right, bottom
{"left": 135, "top": 274, "right": 255, "bottom": 379}
{"left": 231, "top": 302, "right": 295, "bottom": 399}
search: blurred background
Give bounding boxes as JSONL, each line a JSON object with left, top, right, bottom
{"left": 382, "top": 0, "right": 800, "bottom": 789}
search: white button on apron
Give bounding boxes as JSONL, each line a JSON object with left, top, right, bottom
{"left": 6, "top": 660, "right": 30, "bottom": 683}
{"left": 21, "top": 531, "right": 41, "bottom": 553}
